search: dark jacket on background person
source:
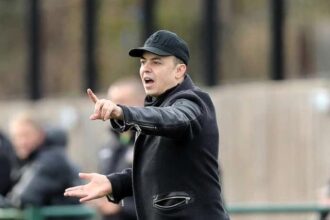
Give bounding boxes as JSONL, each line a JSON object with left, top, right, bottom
{"left": 0, "top": 132, "right": 14, "bottom": 197}
{"left": 98, "top": 130, "right": 137, "bottom": 220}
{"left": 0, "top": 154, "right": 11, "bottom": 195}
{"left": 108, "top": 75, "right": 230, "bottom": 220}
{"left": 4, "top": 128, "right": 81, "bottom": 209}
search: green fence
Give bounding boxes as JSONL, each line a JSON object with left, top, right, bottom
{"left": 227, "top": 203, "right": 330, "bottom": 220}
{"left": 0, "top": 203, "right": 329, "bottom": 220}
{"left": 227, "top": 203, "right": 330, "bottom": 214}
{"left": 0, "top": 205, "right": 96, "bottom": 220}
{"left": 0, "top": 208, "right": 23, "bottom": 220}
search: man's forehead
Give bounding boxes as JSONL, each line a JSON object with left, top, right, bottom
{"left": 140, "top": 52, "right": 172, "bottom": 60}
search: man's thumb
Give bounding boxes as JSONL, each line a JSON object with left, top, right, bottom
{"left": 79, "top": 172, "right": 93, "bottom": 181}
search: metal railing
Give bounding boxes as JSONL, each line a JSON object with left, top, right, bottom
{"left": 0, "top": 205, "right": 96, "bottom": 220}
{"left": 227, "top": 203, "right": 330, "bottom": 220}
{"left": 0, "top": 208, "right": 23, "bottom": 220}
{"left": 0, "top": 203, "right": 329, "bottom": 220}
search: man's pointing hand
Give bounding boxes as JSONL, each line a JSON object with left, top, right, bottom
{"left": 87, "top": 88, "right": 123, "bottom": 121}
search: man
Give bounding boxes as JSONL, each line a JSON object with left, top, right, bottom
{"left": 65, "top": 30, "right": 230, "bottom": 220}
{"left": 95, "top": 78, "right": 143, "bottom": 220}
{"left": 3, "top": 112, "right": 81, "bottom": 209}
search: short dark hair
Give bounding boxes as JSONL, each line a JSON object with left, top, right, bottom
{"left": 174, "top": 57, "right": 184, "bottom": 65}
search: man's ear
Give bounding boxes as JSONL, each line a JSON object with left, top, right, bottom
{"left": 175, "top": 64, "right": 187, "bottom": 79}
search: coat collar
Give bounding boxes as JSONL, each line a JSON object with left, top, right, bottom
{"left": 144, "top": 74, "right": 195, "bottom": 107}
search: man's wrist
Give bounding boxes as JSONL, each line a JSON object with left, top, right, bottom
{"left": 114, "top": 106, "right": 123, "bottom": 120}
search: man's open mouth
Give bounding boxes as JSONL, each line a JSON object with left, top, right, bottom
{"left": 144, "top": 77, "right": 154, "bottom": 84}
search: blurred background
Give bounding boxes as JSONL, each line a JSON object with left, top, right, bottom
{"left": 0, "top": 0, "right": 330, "bottom": 220}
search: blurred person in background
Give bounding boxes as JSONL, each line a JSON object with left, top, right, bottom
{"left": 93, "top": 78, "right": 144, "bottom": 220}
{"left": 65, "top": 30, "right": 229, "bottom": 220}
{"left": 0, "top": 111, "right": 81, "bottom": 211}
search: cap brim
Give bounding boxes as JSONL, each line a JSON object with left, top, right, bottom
{"left": 129, "top": 46, "right": 172, "bottom": 58}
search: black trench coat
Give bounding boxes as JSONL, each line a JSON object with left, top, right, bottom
{"left": 108, "top": 75, "right": 230, "bottom": 220}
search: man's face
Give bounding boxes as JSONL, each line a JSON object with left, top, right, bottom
{"left": 9, "top": 121, "right": 44, "bottom": 160}
{"left": 139, "top": 52, "right": 183, "bottom": 97}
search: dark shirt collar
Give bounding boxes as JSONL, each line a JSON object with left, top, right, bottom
{"left": 144, "top": 84, "right": 178, "bottom": 107}
{"left": 144, "top": 75, "right": 195, "bottom": 107}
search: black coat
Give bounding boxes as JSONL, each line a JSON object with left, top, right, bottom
{"left": 0, "top": 154, "right": 11, "bottom": 196}
{"left": 108, "top": 75, "right": 229, "bottom": 220}
{"left": 0, "top": 132, "right": 14, "bottom": 196}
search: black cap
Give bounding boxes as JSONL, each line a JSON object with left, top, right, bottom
{"left": 129, "top": 30, "right": 190, "bottom": 65}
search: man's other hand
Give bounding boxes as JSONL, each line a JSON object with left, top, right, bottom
{"left": 64, "top": 173, "right": 112, "bottom": 203}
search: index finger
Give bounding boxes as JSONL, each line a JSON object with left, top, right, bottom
{"left": 65, "top": 185, "right": 83, "bottom": 192}
{"left": 87, "top": 88, "right": 99, "bottom": 104}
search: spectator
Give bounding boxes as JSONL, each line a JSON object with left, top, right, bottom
{"left": 2, "top": 112, "right": 81, "bottom": 209}
{"left": 94, "top": 78, "right": 144, "bottom": 220}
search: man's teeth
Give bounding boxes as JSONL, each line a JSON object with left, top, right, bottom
{"left": 145, "top": 78, "right": 153, "bottom": 83}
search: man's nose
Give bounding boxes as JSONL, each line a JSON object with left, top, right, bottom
{"left": 141, "top": 62, "right": 151, "bottom": 73}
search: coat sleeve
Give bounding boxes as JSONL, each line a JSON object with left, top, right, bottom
{"left": 120, "top": 196, "right": 136, "bottom": 219}
{"left": 111, "top": 97, "right": 204, "bottom": 139}
{"left": 106, "top": 168, "right": 133, "bottom": 204}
